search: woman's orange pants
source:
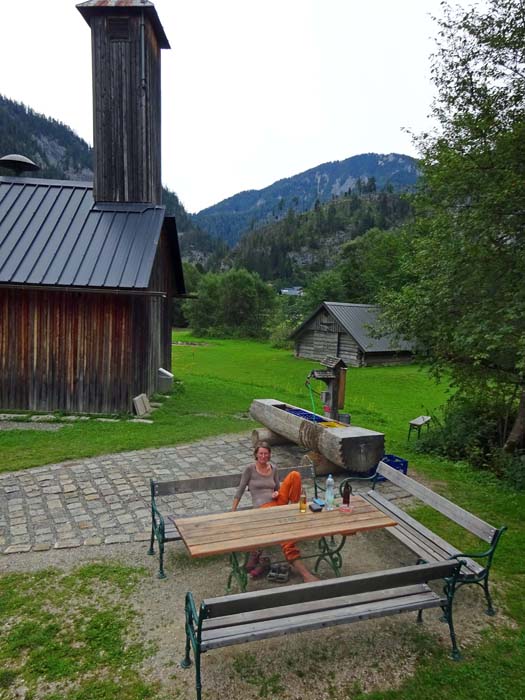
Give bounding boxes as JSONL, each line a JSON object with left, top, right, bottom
{"left": 260, "top": 470, "right": 302, "bottom": 561}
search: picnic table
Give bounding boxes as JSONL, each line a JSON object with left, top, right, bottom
{"left": 173, "top": 496, "right": 396, "bottom": 591}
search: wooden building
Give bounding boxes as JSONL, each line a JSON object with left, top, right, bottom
{"left": 0, "top": 1, "right": 185, "bottom": 414}
{"left": 291, "top": 302, "right": 413, "bottom": 367}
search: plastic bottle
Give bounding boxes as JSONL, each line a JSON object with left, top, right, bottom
{"left": 325, "top": 474, "right": 335, "bottom": 511}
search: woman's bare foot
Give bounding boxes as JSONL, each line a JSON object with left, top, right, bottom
{"left": 291, "top": 559, "right": 319, "bottom": 583}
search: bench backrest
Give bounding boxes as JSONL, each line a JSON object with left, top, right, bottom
{"left": 376, "top": 461, "right": 497, "bottom": 543}
{"left": 151, "top": 464, "right": 315, "bottom": 497}
{"left": 203, "top": 561, "right": 459, "bottom": 618}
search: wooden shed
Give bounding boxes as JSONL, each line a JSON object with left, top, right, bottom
{"left": 0, "top": 1, "right": 186, "bottom": 414}
{"left": 291, "top": 302, "right": 413, "bottom": 367}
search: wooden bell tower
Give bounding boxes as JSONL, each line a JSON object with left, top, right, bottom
{"left": 77, "top": 0, "right": 170, "bottom": 204}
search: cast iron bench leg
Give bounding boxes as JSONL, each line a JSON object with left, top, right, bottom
{"left": 315, "top": 535, "right": 345, "bottom": 576}
{"left": 148, "top": 527, "right": 155, "bottom": 556}
{"left": 482, "top": 576, "right": 496, "bottom": 616}
{"left": 227, "top": 551, "right": 248, "bottom": 592}
{"left": 157, "top": 538, "right": 166, "bottom": 579}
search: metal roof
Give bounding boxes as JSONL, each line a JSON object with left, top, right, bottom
{"left": 76, "top": 0, "right": 171, "bottom": 49}
{"left": 0, "top": 176, "right": 167, "bottom": 290}
{"left": 292, "top": 302, "right": 413, "bottom": 353}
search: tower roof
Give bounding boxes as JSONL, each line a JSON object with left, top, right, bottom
{"left": 76, "top": 0, "right": 170, "bottom": 49}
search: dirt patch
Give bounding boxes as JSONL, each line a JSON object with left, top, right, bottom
{"left": 1, "top": 530, "right": 511, "bottom": 700}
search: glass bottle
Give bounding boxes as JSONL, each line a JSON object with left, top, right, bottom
{"left": 342, "top": 481, "right": 351, "bottom": 506}
{"left": 299, "top": 487, "right": 307, "bottom": 513}
{"left": 340, "top": 480, "right": 352, "bottom": 511}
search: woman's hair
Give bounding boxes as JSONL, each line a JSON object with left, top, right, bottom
{"left": 253, "top": 441, "right": 272, "bottom": 459}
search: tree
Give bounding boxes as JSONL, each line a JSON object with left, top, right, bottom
{"left": 183, "top": 269, "right": 276, "bottom": 338}
{"left": 380, "top": 0, "right": 525, "bottom": 454}
{"left": 172, "top": 262, "right": 202, "bottom": 327}
{"left": 300, "top": 270, "right": 348, "bottom": 315}
{"left": 340, "top": 227, "right": 409, "bottom": 303}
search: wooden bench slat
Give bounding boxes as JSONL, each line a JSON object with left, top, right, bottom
{"left": 202, "top": 583, "right": 432, "bottom": 631}
{"left": 203, "top": 561, "right": 458, "bottom": 618}
{"left": 366, "top": 490, "right": 463, "bottom": 555}
{"left": 382, "top": 521, "right": 447, "bottom": 562}
{"left": 383, "top": 518, "right": 453, "bottom": 563}
{"left": 201, "top": 590, "right": 444, "bottom": 650}
{"left": 409, "top": 416, "right": 431, "bottom": 427}
{"left": 364, "top": 491, "right": 484, "bottom": 575}
{"left": 154, "top": 465, "right": 315, "bottom": 496}
{"left": 376, "top": 462, "right": 496, "bottom": 543}
{"left": 155, "top": 473, "right": 241, "bottom": 496}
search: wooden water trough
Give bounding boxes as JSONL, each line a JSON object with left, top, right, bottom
{"left": 249, "top": 399, "right": 385, "bottom": 474}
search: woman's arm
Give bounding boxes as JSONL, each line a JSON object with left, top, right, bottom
{"left": 271, "top": 465, "right": 280, "bottom": 498}
{"left": 232, "top": 466, "right": 251, "bottom": 510}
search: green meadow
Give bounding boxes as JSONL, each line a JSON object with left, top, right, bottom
{"left": 1, "top": 331, "right": 524, "bottom": 700}
{"left": 0, "top": 330, "right": 449, "bottom": 473}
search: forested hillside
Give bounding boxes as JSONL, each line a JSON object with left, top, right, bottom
{"left": 0, "top": 94, "right": 197, "bottom": 228}
{"left": 0, "top": 95, "right": 93, "bottom": 181}
{"left": 192, "top": 152, "right": 418, "bottom": 245}
{"left": 229, "top": 190, "right": 412, "bottom": 285}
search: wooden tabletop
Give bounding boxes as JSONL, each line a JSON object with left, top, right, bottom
{"left": 173, "top": 495, "right": 397, "bottom": 558}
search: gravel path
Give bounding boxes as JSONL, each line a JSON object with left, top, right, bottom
{"left": 1, "top": 527, "right": 501, "bottom": 700}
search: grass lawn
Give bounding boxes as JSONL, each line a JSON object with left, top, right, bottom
{"left": 0, "top": 330, "right": 450, "bottom": 473}
{"left": 1, "top": 330, "right": 524, "bottom": 699}
{"left": 0, "top": 563, "right": 157, "bottom": 700}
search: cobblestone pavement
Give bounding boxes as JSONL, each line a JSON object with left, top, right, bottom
{"left": 0, "top": 433, "right": 306, "bottom": 555}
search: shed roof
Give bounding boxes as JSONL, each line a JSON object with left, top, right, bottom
{"left": 0, "top": 176, "right": 173, "bottom": 290}
{"left": 291, "top": 302, "right": 413, "bottom": 353}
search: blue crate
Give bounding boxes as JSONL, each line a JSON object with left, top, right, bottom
{"left": 375, "top": 454, "right": 408, "bottom": 482}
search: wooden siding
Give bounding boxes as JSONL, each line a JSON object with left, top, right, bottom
{"left": 0, "top": 287, "right": 161, "bottom": 414}
{"left": 362, "top": 351, "right": 413, "bottom": 367}
{"left": 295, "top": 310, "right": 345, "bottom": 362}
{"left": 91, "top": 14, "right": 162, "bottom": 203}
{"left": 148, "top": 229, "right": 174, "bottom": 372}
{"left": 304, "top": 309, "right": 345, "bottom": 334}
{"left": 296, "top": 329, "right": 361, "bottom": 367}
{"left": 337, "top": 333, "right": 361, "bottom": 367}
{"left": 295, "top": 330, "right": 316, "bottom": 360}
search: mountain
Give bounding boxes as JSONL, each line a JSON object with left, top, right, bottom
{"left": 228, "top": 189, "right": 413, "bottom": 286}
{"left": 0, "top": 94, "right": 196, "bottom": 229}
{"left": 0, "top": 95, "right": 93, "bottom": 181}
{"left": 192, "top": 152, "right": 419, "bottom": 246}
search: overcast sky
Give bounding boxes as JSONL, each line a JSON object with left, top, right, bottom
{"left": 1, "top": 1, "right": 459, "bottom": 212}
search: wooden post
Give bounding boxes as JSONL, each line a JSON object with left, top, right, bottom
{"left": 301, "top": 451, "right": 344, "bottom": 476}
{"left": 250, "top": 398, "right": 385, "bottom": 473}
{"left": 251, "top": 428, "right": 291, "bottom": 447}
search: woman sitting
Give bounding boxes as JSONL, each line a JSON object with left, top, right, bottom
{"left": 231, "top": 441, "right": 318, "bottom": 582}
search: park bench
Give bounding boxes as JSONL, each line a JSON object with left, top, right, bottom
{"left": 408, "top": 414, "right": 431, "bottom": 440}
{"left": 348, "top": 461, "right": 507, "bottom": 615}
{"left": 181, "top": 560, "right": 463, "bottom": 700}
{"left": 148, "top": 465, "right": 315, "bottom": 578}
